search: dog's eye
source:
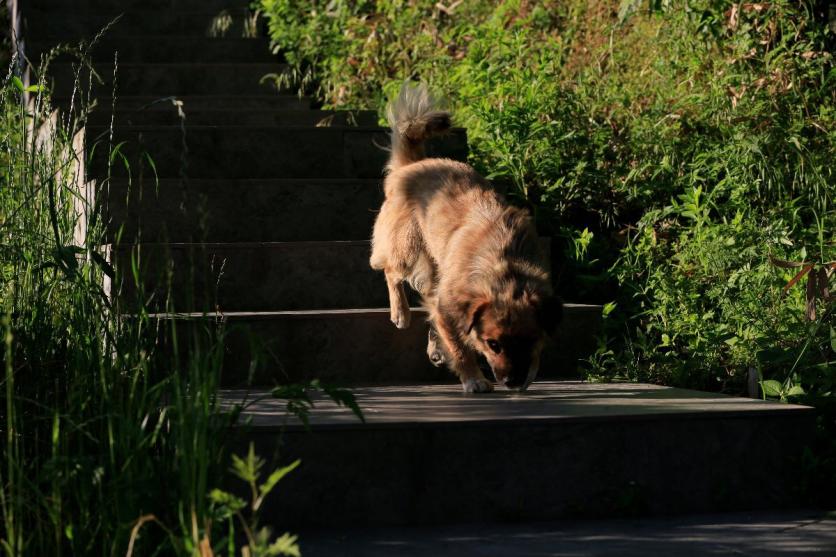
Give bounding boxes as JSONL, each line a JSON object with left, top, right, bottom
{"left": 486, "top": 339, "right": 502, "bottom": 354}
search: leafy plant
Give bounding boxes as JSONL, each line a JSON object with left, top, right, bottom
{"left": 207, "top": 445, "right": 301, "bottom": 557}
{"left": 0, "top": 39, "right": 366, "bottom": 554}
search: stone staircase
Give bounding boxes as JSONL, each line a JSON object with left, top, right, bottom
{"left": 20, "top": 0, "right": 815, "bottom": 535}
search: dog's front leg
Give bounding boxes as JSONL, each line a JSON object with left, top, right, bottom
{"left": 433, "top": 315, "right": 493, "bottom": 393}
{"left": 385, "top": 271, "right": 411, "bottom": 329}
{"left": 427, "top": 326, "right": 446, "bottom": 367}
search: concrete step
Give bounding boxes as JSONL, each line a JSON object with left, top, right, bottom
{"left": 226, "top": 381, "right": 814, "bottom": 528}
{"left": 27, "top": 37, "right": 275, "bottom": 64}
{"left": 47, "top": 63, "right": 285, "bottom": 97}
{"left": 151, "top": 306, "right": 601, "bottom": 386}
{"left": 24, "top": 9, "right": 260, "bottom": 39}
{"left": 34, "top": 0, "right": 252, "bottom": 12}
{"left": 87, "top": 108, "right": 378, "bottom": 127}
{"left": 55, "top": 95, "right": 313, "bottom": 111}
{"left": 298, "top": 510, "right": 836, "bottom": 556}
{"left": 109, "top": 239, "right": 551, "bottom": 311}
{"left": 110, "top": 241, "right": 397, "bottom": 311}
{"left": 104, "top": 179, "right": 382, "bottom": 242}
{"left": 88, "top": 126, "right": 468, "bottom": 179}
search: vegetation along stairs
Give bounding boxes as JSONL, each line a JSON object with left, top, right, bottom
{"left": 21, "top": 0, "right": 815, "bottom": 531}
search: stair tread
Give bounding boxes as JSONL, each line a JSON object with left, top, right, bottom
{"left": 28, "top": 8, "right": 253, "bottom": 14}
{"left": 221, "top": 381, "right": 813, "bottom": 431}
{"left": 88, "top": 124, "right": 452, "bottom": 132}
{"left": 111, "top": 240, "right": 372, "bottom": 248}
{"left": 51, "top": 62, "right": 279, "bottom": 67}
{"left": 107, "top": 177, "right": 379, "bottom": 184}
{"left": 147, "top": 304, "right": 600, "bottom": 319}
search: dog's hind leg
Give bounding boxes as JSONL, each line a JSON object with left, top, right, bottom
{"left": 370, "top": 200, "right": 420, "bottom": 330}
{"left": 405, "top": 253, "right": 447, "bottom": 365}
{"left": 385, "top": 272, "right": 411, "bottom": 329}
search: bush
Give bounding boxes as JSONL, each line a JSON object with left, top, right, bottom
{"left": 261, "top": 0, "right": 836, "bottom": 498}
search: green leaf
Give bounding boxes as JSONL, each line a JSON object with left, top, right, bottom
{"left": 258, "top": 459, "right": 301, "bottom": 501}
{"left": 208, "top": 489, "right": 247, "bottom": 514}
{"left": 830, "top": 327, "right": 836, "bottom": 353}
{"left": 786, "top": 385, "right": 806, "bottom": 397}
{"left": 25, "top": 84, "right": 45, "bottom": 93}
{"left": 760, "top": 380, "right": 783, "bottom": 398}
{"left": 230, "top": 443, "right": 263, "bottom": 484}
{"left": 12, "top": 76, "right": 24, "bottom": 92}
{"left": 318, "top": 382, "right": 365, "bottom": 423}
{"left": 90, "top": 250, "right": 115, "bottom": 279}
{"left": 266, "top": 533, "right": 301, "bottom": 557}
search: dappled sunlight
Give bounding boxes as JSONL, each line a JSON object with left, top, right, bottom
{"left": 224, "top": 381, "right": 810, "bottom": 429}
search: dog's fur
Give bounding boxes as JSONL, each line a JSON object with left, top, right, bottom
{"left": 370, "top": 83, "right": 562, "bottom": 393}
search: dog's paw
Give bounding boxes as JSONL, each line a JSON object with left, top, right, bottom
{"left": 427, "top": 329, "right": 446, "bottom": 367}
{"left": 391, "top": 308, "right": 411, "bottom": 329}
{"left": 428, "top": 350, "right": 446, "bottom": 367}
{"left": 462, "top": 377, "right": 494, "bottom": 393}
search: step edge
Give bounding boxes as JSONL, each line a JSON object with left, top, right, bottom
{"left": 106, "top": 178, "right": 381, "bottom": 185}
{"left": 108, "top": 240, "right": 372, "bottom": 250}
{"left": 85, "top": 125, "right": 463, "bottom": 132}
{"left": 144, "top": 305, "right": 601, "bottom": 320}
{"left": 233, "top": 403, "right": 816, "bottom": 434}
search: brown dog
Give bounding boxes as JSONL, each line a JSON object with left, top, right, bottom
{"left": 370, "top": 83, "right": 562, "bottom": 393}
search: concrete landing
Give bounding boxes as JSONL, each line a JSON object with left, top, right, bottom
{"left": 296, "top": 510, "right": 836, "bottom": 556}
{"left": 226, "top": 381, "right": 810, "bottom": 430}
{"left": 227, "top": 382, "right": 814, "bottom": 527}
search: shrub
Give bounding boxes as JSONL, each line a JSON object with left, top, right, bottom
{"left": 259, "top": 0, "right": 834, "bottom": 392}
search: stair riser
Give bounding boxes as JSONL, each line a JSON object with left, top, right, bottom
{"left": 86, "top": 109, "right": 378, "bottom": 127}
{"left": 110, "top": 239, "right": 551, "bottom": 311}
{"left": 25, "top": 10, "right": 262, "bottom": 38}
{"left": 170, "top": 312, "right": 448, "bottom": 386}
{"left": 33, "top": 0, "right": 253, "bottom": 12}
{"left": 248, "top": 413, "right": 812, "bottom": 527}
{"left": 27, "top": 38, "right": 275, "bottom": 64}
{"left": 48, "top": 64, "right": 284, "bottom": 98}
{"left": 154, "top": 308, "right": 599, "bottom": 386}
{"left": 105, "top": 180, "right": 382, "bottom": 242}
{"left": 88, "top": 128, "right": 468, "bottom": 179}
{"left": 111, "top": 243, "right": 390, "bottom": 311}
{"left": 55, "top": 96, "right": 312, "bottom": 111}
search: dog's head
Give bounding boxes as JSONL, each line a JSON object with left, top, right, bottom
{"left": 465, "top": 292, "right": 562, "bottom": 390}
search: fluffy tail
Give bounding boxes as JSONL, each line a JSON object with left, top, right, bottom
{"left": 385, "top": 82, "right": 451, "bottom": 173}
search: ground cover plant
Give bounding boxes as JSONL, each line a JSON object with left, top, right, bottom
{"left": 260, "top": 0, "right": 835, "bottom": 500}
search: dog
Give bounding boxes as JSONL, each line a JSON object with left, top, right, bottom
{"left": 370, "top": 83, "right": 562, "bottom": 393}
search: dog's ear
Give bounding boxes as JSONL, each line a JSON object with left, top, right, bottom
{"left": 466, "top": 300, "right": 490, "bottom": 334}
{"left": 536, "top": 295, "right": 563, "bottom": 335}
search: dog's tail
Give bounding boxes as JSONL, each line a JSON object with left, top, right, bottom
{"left": 385, "top": 82, "right": 451, "bottom": 173}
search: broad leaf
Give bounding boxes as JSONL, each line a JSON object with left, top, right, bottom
{"left": 760, "top": 379, "right": 783, "bottom": 398}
